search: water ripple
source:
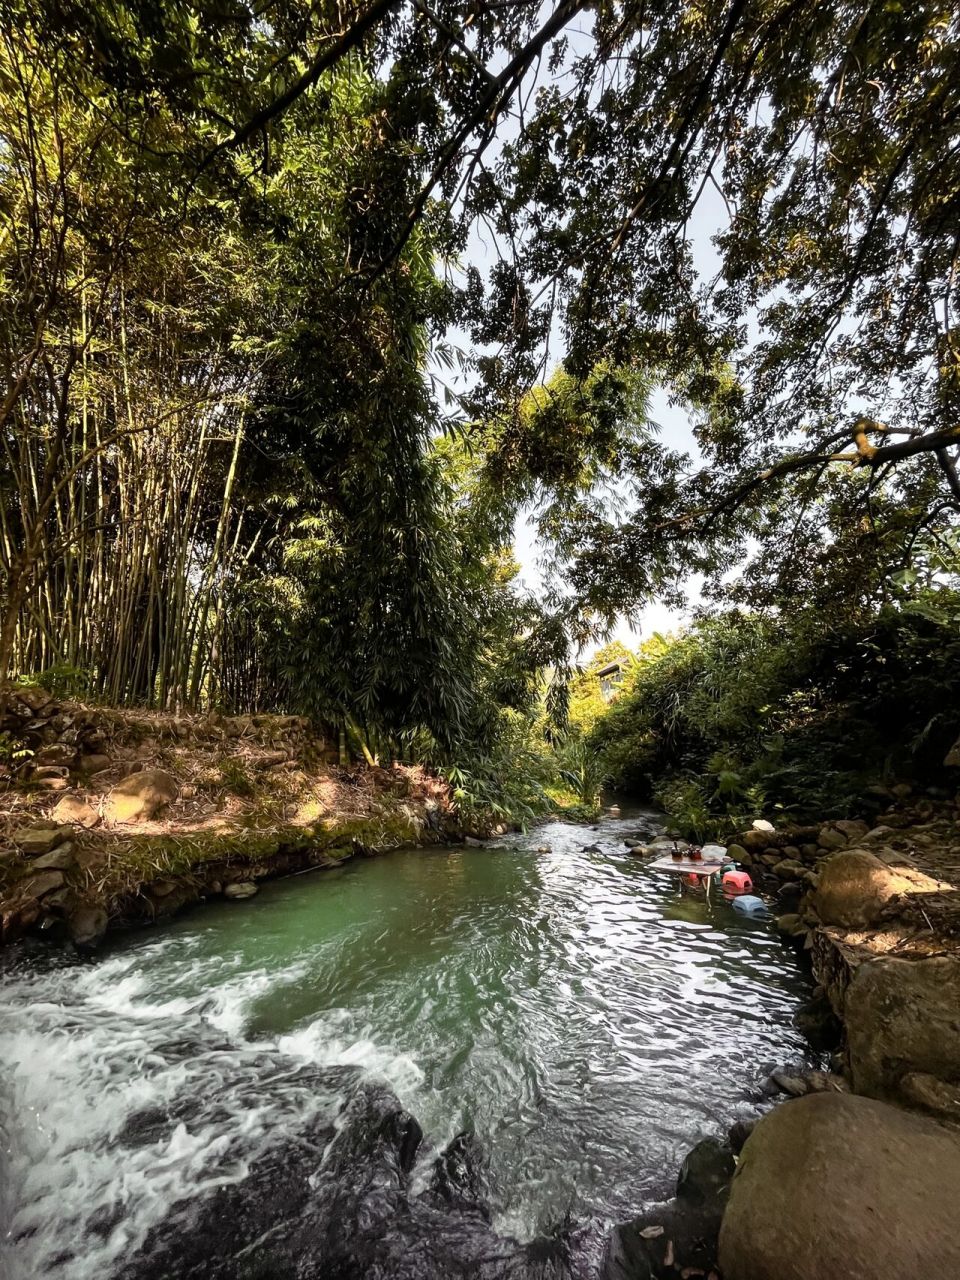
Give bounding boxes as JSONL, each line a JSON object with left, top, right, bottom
{"left": 0, "top": 807, "right": 816, "bottom": 1277}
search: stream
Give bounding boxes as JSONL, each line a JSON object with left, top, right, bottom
{"left": 0, "top": 809, "right": 816, "bottom": 1279}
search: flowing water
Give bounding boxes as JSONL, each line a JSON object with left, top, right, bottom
{"left": 0, "top": 810, "right": 816, "bottom": 1279}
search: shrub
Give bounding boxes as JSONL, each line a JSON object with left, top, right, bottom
{"left": 589, "top": 591, "right": 960, "bottom": 829}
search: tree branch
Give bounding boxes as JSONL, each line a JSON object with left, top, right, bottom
{"left": 199, "top": 0, "right": 403, "bottom": 170}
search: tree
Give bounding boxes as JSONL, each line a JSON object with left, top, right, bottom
{"left": 0, "top": 5, "right": 477, "bottom": 743}
{"left": 159, "top": 0, "right": 960, "bottom": 613}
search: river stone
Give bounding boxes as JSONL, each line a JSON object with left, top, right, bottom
{"left": 769, "top": 1068, "right": 846, "bottom": 1098}
{"left": 811, "top": 848, "right": 916, "bottom": 927}
{"left": 845, "top": 954, "right": 960, "bottom": 1113}
{"left": 605, "top": 1141, "right": 734, "bottom": 1280}
{"left": 20, "top": 869, "right": 65, "bottom": 898}
{"left": 12, "top": 825, "right": 70, "bottom": 856}
{"left": 676, "top": 1138, "right": 735, "bottom": 1207}
{"left": 35, "top": 775, "right": 69, "bottom": 791}
{"left": 718, "top": 1093, "right": 960, "bottom": 1280}
{"left": 727, "top": 1118, "right": 756, "bottom": 1154}
{"left": 793, "top": 993, "right": 842, "bottom": 1051}
{"left": 224, "top": 881, "right": 258, "bottom": 899}
{"left": 650, "top": 838, "right": 689, "bottom": 853}
{"left": 1, "top": 900, "right": 40, "bottom": 944}
{"left": 78, "top": 752, "right": 112, "bottom": 774}
{"left": 740, "top": 829, "right": 771, "bottom": 851}
{"left": 35, "top": 741, "right": 79, "bottom": 768}
{"left": 68, "top": 904, "right": 109, "bottom": 949}
{"left": 861, "top": 824, "right": 893, "bottom": 843}
{"left": 776, "top": 880, "right": 803, "bottom": 908}
{"left": 774, "top": 913, "right": 805, "bottom": 938}
{"left": 12, "top": 685, "right": 52, "bottom": 713}
{"left": 899, "top": 1072, "right": 960, "bottom": 1121}
{"left": 772, "top": 858, "right": 805, "bottom": 880}
{"left": 117, "top": 1065, "right": 581, "bottom": 1280}
{"left": 817, "top": 826, "right": 847, "bottom": 850}
{"left": 832, "top": 818, "right": 870, "bottom": 841}
{"left": 30, "top": 842, "right": 76, "bottom": 872}
{"left": 104, "top": 769, "right": 178, "bottom": 823}
{"left": 51, "top": 795, "right": 100, "bottom": 828}
{"left": 42, "top": 887, "right": 76, "bottom": 914}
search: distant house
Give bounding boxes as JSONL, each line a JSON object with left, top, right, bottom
{"left": 596, "top": 660, "right": 626, "bottom": 700}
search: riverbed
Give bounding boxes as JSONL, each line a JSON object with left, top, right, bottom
{"left": 0, "top": 810, "right": 816, "bottom": 1278}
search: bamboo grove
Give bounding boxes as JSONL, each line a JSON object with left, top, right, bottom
{"left": 0, "top": 5, "right": 528, "bottom": 746}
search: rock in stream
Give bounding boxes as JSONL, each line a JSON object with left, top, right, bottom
{"left": 110, "top": 1060, "right": 592, "bottom": 1280}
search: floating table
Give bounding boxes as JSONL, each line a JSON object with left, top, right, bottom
{"left": 648, "top": 856, "right": 724, "bottom": 899}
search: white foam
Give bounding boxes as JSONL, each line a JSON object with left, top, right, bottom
{"left": 0, "top": 949, "right": 418, "bottom": 1280}
{"left": 279, "top": 1011, "right": 425, "bottom": 1098}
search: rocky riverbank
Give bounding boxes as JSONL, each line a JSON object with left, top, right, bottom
{"left": 606, "top": 792, "right": 960, "bottom": 1280}
{"left": 0, "top": 690, "right": 478, "bottom": 950}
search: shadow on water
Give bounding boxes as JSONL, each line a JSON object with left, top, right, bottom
{"left": 0, "top": 809, "right": 817, "bottom": 1279}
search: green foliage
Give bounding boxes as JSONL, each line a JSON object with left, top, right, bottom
{"left": 0, "top": 730, "right": 33, "bottom": 773}
{"left": 0, "top": 7, "right": 544, "bottom": 754}
{"left": 553, "top": 738, "right": 606, "bottom": 810}
{"left": 566, "top": 642, "right": 634, "bottom": 736}
{"left": 7, "top": 0, "right": 960, "bottom": 816}
{"left": 590, "top": 590, "right": 960, "bottom": 830}
{"left": 442, "top": 725, "right": 553, "bottom": 828}
{"left": 16, "top": 665, "right": 92, "bottom": 699}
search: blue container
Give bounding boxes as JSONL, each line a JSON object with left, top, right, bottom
{"left": 730, "top": 894, "right": 768, "bottom": 916}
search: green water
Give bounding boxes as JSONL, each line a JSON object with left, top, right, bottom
{"left": 1, "top": 812, "right": 815, "bottom": 1276}
{"left": 115, "top": 816, "right": 812, "bottom": 1226}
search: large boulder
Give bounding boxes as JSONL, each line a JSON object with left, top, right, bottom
{"left": 811, "top": 848, "right": 917, "bottom": 927}
{"left": 104, "top": 769, "right": 178, "bottom": 823}
{"left": 845, "top": 955, "right": 960, "bottom": 1114}
{"left": 719, "top": 1093, "right": 960, "bottom": 1280}
{"left": 117, "top": 1063, "right": 583, "bottom": 1280}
